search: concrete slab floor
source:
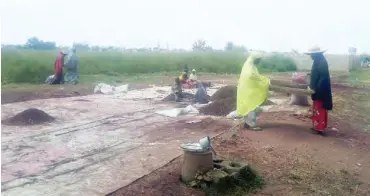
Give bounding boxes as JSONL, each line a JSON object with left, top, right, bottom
{"left": 1, "top": 94, "right": 228, "bottom": 196}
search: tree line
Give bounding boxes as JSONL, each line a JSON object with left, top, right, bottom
{"left": 1, "top": 37, "right": 248, "bottom": 52}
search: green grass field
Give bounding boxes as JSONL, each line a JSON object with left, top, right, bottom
{"left": 1, "top": 50, "right": 297, "bottom": 85}
{"left": 341, "top": 68, "right": 370, "bottom": 85}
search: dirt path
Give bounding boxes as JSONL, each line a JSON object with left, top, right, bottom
{"left": 111, "top": 112, "right": 370, "bottom": 196}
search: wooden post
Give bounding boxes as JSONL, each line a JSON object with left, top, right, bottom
{"left": 269, "top": 85, "right": 314, "bottom": 96}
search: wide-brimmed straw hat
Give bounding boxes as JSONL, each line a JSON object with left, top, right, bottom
{"left": 304, "top": 46, "right": 326, "bottom": 55}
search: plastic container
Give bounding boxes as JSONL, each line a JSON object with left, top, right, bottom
{"left": 180, "top": 143, "right": 213, "bottom": 182}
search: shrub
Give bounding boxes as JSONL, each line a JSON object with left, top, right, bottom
{"left": 258, "top": 53, "right": 297, "bottom": 72}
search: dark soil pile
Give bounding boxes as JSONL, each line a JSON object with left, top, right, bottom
{"left": 200, "top": 85, "right": 274, "bottom": 116}
{"left": 210, "top": 85, "right": 237, "bottom": 101}
{"left": 2, "top": 108, "right": 55, "bottom": 126}
{"left": 199, "top": 97, "right": 236, "bottom": 116}
{"left": 199, "top": 86, "right": 238, "bottom": 116}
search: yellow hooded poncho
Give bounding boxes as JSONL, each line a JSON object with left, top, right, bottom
{"left": 237, "top": 53, "right": 270, "bottom": 116}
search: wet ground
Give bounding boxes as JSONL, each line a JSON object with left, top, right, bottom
{"left": 2, "top": 74, "right": 370, "bottom": 196}
{"left": 1, "top": 92, "right": 231, "bottom": 196}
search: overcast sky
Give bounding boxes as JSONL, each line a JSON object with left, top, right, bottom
{"left": 1, "top": 0, "right": 369, "bottom": 54}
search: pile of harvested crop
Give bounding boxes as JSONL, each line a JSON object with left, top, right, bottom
{"left": 210, "top": 85, "right": 237, "bottom": 101}
{"left": 199, "top": 85, "right": 274, "bottom": 116}
{"left": 289, "top": 94, "right": 310, "bottom": 106}
{"left": 199, "top": 86, "right": 237, "bottom": 116}
{"left": 2, "top": 108, "right": 55, "bottom": 126}
{"left": 199, "top": 97, "right": 236, "bottom": 116}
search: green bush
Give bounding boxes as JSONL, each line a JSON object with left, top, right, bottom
{"left": 1, "top": 50, "right": 298, "bottom": 84}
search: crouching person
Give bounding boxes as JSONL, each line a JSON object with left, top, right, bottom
{"left": 172, "top": 72, "right": 188, "bottom": 102}
{"left": 193, "top": 81, "right": 209, "bottom": 104}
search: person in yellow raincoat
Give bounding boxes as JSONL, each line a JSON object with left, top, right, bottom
{"left": 237, "top": 52, "right": 270, "bottom": 130}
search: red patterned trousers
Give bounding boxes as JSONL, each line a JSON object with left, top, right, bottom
{"left": 312, "top": 100, "right": 328, "bottom": 132}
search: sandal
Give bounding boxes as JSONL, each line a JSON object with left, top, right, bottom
{"left": 250, "top": 127, "right": 263, "bottom": 131}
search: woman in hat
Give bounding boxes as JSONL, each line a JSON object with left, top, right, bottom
{"left": 189, "top": 69, "right": 197, "bottom": 82}
{"left": 184, "top": 69, "right": 198, "bottom": 88}
{"left": 305, "top": 47, "right": 333, "bottom": 134}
